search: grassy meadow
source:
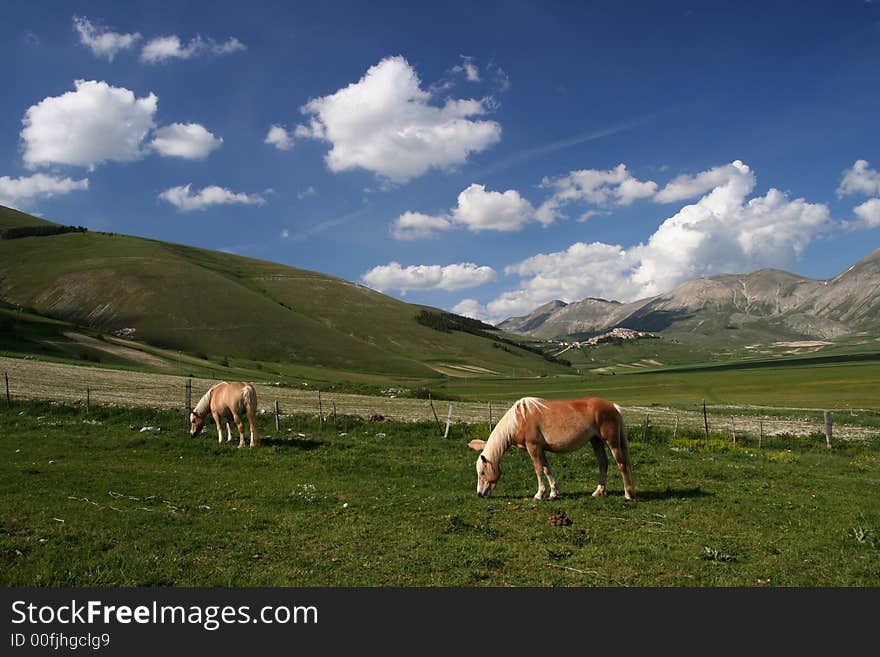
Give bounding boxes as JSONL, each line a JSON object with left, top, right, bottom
{"left": 1, "top": 401, "right": 878, "bottom": 587}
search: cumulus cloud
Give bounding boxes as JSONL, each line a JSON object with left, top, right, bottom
{"left": 848, "top": 198, "right": 880, "bottom": 230}
{"left": 140, "top": 34, "right": 245, "bottom": 63}
{"left": 150, "top": 122, "right": 222, "bottom": 159}
{"left": 158, "top": 184, "right": 266, "bottom": 212}
{"left": 0, "top": 173, "right": 89, "bottom": 210}
{"left": 390, "top": 211, "right": 453, "bottom": 240}
{"left": 73, "top": 16, "right": 141, "bottom": 61}
{"left": 264, "top": 124, "right": 295, "bottom": 151}
{"left": 837, "top": 159, "right": 880, "bottom": 198}
{"left": 472, "top": 160, "right": 833, "bottom": 323}
{"left": 361, "top": 261, "right": 496, "bottom": 294}
{"left": 536, "top": 164, "right": 657, "bottom": 224}
{"left": 654, "top": 160, "right": 751, "bottom": 203}
{"left": 451, "top": 184, "right": 534, "bottom": 231}
{"left": 451, "top": 298, "right": 485, "bottom": 319}
{"left": 391, "top": 183, "right": 534, "bottom": 239}
{"left": 295, "top": 55, "right": 501, "bottom": 183}
{"left": 21, "top": 80, "right": 158, "bottom": 170}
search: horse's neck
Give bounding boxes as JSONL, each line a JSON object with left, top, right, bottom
{"left": 194, "top": 388, "right": 214, "bottom": 416}
{"left": 483, "top": 430, "right": 511, "bottom": 465}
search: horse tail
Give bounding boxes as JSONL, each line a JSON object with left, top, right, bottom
{"left": 613, "top": 402, "right": 635, "bottom": 499}
{"left": 242, "top": 383, "right": 259, "bottom": 445}
{"left": 242, "top": 383, "right": 257, "bottom": 417}
{"left": 613, "top": 403, "right": 630, "bottom": 454}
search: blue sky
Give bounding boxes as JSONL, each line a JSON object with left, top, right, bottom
{"left": 2, "top": 1, "right": 879, "bottom": 323}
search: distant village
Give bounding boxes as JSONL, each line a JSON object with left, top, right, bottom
{"left": 549, "top": 327, "right": 659, "bottom": 351}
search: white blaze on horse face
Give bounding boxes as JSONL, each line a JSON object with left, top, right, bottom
{"left": 189, "top": 412, "right": 205, "bottom": 437}
{"left": 476, "top": 454, "right": 499, "bottom": 497}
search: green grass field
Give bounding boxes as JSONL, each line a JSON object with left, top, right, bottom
{"left": 2, "top": 401, "right": 877, "bottom": 587}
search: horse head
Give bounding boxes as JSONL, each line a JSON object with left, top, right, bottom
{"left": 468, "top": 439, "right": 500, "bottom": 497}
{"left": 189, "top": 411, "right": 206, "bottom": 437}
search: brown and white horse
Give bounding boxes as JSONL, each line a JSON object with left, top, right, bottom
{"left": 189, "top": 381, "right": 259, "bottom": 448}
{"left": 468, "top": 396, "right": 634, "bottom": 501}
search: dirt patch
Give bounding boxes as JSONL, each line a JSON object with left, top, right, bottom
{"left": 427, "top": 363, "right": 499, "bottom": 377}
{"left": 61, "top": 332, "right": 170, "bottom": 369}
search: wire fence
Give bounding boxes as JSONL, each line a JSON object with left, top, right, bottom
{"left": 2, "top": 356, "right": 878, "bottom": 442}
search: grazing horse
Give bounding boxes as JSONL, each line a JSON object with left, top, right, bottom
{"left": 189, "top": 381, "right": 259, "bottom": 448}
{"left": 467, "top": 396, "right": 634, "bottom": 501}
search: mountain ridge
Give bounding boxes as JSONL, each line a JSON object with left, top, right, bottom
{"left": 498, "top": 250, "right": 880, "bottom": 343}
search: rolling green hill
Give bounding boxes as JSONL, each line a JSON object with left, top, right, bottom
{"left": 0, "top": 205, "right": 568, "bottom": 380}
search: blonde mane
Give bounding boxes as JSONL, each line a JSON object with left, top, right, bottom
{"left": 193, "top": 383, "right": 224, "bottom": 417}
{"left": 482, "top": 397, "right": 547, "bottom": 463}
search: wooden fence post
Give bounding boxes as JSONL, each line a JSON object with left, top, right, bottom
{"left": 758, "top": 420, "right": 763, "bottom": 449}
{"left": 86, "top": 388, "right": 90, "bottom": 414}
{"left": 274, "top": 400, "right": 280, "bottom": 432}
{"left": 703, "top": 400, "right": 709, "bottom": 439}
{"left": 185, "top": 378, "right": 192, "bottom": 430}
{"left": 731, "top": 416, "right": 736, "bottom": 445}
{"left": 332, "top": 401, "right": 337, "bottom": 429}
{"left": 5, "top": 372, "right": 10, "bottom": 408}
{"left": 428, "top": 393, "right": 442, "bottom": 436}
{"left": 824, "top": 411, "right": 833, "bottom": 449}
{"left": 672, "top": 415, "right": 679, "bottom": 439}
{"left": 488, "top": 401, "right": 493, "bottom": 430}
{"left": 443, "top": 404, "right": 453, "bottom": 439}
{"left": 643, "top": 414, "right": 650, "bottom": 441}
{"left": 318, "top": 391, "right": 324, "bottom": 430}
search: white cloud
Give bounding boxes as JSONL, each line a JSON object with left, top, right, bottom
{"left": 478, "top": 161, "right": 833, "bottom": 322}
{"left": 150, "top": 122, "right": 222, "bottom": 159}
{"left": 158, "top": 184, "right": 266, "bottom": 212}
{"left": 280, "top": 228, "right": 290, "bottom": 239}
{"left": 295, "top": 55, "right": 501, "bottom": 183}
{"left": 140, "top": 35, "right": 245, "bottom": 63}
{"left": 297, "top": 185, "right": 317, "bottom": 200}
{"left": 73, "top": 16, "right": 141, "bottom": 61}
{"left": 21, "top": 80, "right": 158, "bottom": 170}
{"left": 361, "top": 261, "right": 496, "bottom": 294}
{"left": 631, "top": 168, "right": 830, "bottom": 296}
{"left": 491, "top": 242, "right": 637, "bottom": 320}
{"left": 0, "top": 173, "right": 89, "bottom": 209}
{"left": 654, "top": 161, "right": 750, "bottom": 203}
{"left": 451, "top": 55, "right": 480, "bottom": 82}
{"left": 451, "top": 298, "right": 485, "bottom": 319}
{"left": 391, "top": 183, "right": 535, "bottom": 239}
{"left": 849, "top": 198, "right": 880, "bottom": 230}
{"left": 451, "top": 184, "right": 534, "bottom": 232}
{"left": 264, "top": 124, "right": 295, "bottom": 151}
{"left": 536, "top": 164, "right": 657, "bottom": 224}
{"left": 390, "top": 211, "right": 453, "bottom": 240}
{"left": 837, "top": 159, "right": 880, "bottom": 198}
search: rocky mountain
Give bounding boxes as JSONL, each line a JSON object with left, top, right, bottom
{"left": 498, "top": 249, "right": 880, "bottom": 343}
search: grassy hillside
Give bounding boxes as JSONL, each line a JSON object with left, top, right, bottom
{"left": 0, "top": 205, "right": 568, "bottom": 380}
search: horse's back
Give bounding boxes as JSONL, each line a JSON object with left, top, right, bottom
{"left": 213, "top": 381, "right": 254, "bottom": 413}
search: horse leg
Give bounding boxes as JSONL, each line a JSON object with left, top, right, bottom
{"left": 248, "top": 412, "right": 258, "bottom": 448}
{"left": 212, "top": 411, "right": 223, "bottom": 443}
{"left": 600, "top": 419, "right": 635, "bottom": 500}
{"left": 232, "top": 411, "right": 246, "bottom": 448}
{"left": 225, "top": 422, "right": 232, "bottom": 442}
{"left": 526, "top": 444, "right": 557, "bottom": 500}
{"left": 590, "top": 436, "right": 609, "bottom": 497}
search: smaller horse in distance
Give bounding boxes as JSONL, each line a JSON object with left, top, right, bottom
{"left": 467, "top": 396, "right": 634, "bottom": 501}
{"left": 189, "top": 381, "right": 260, "bottom": 448}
